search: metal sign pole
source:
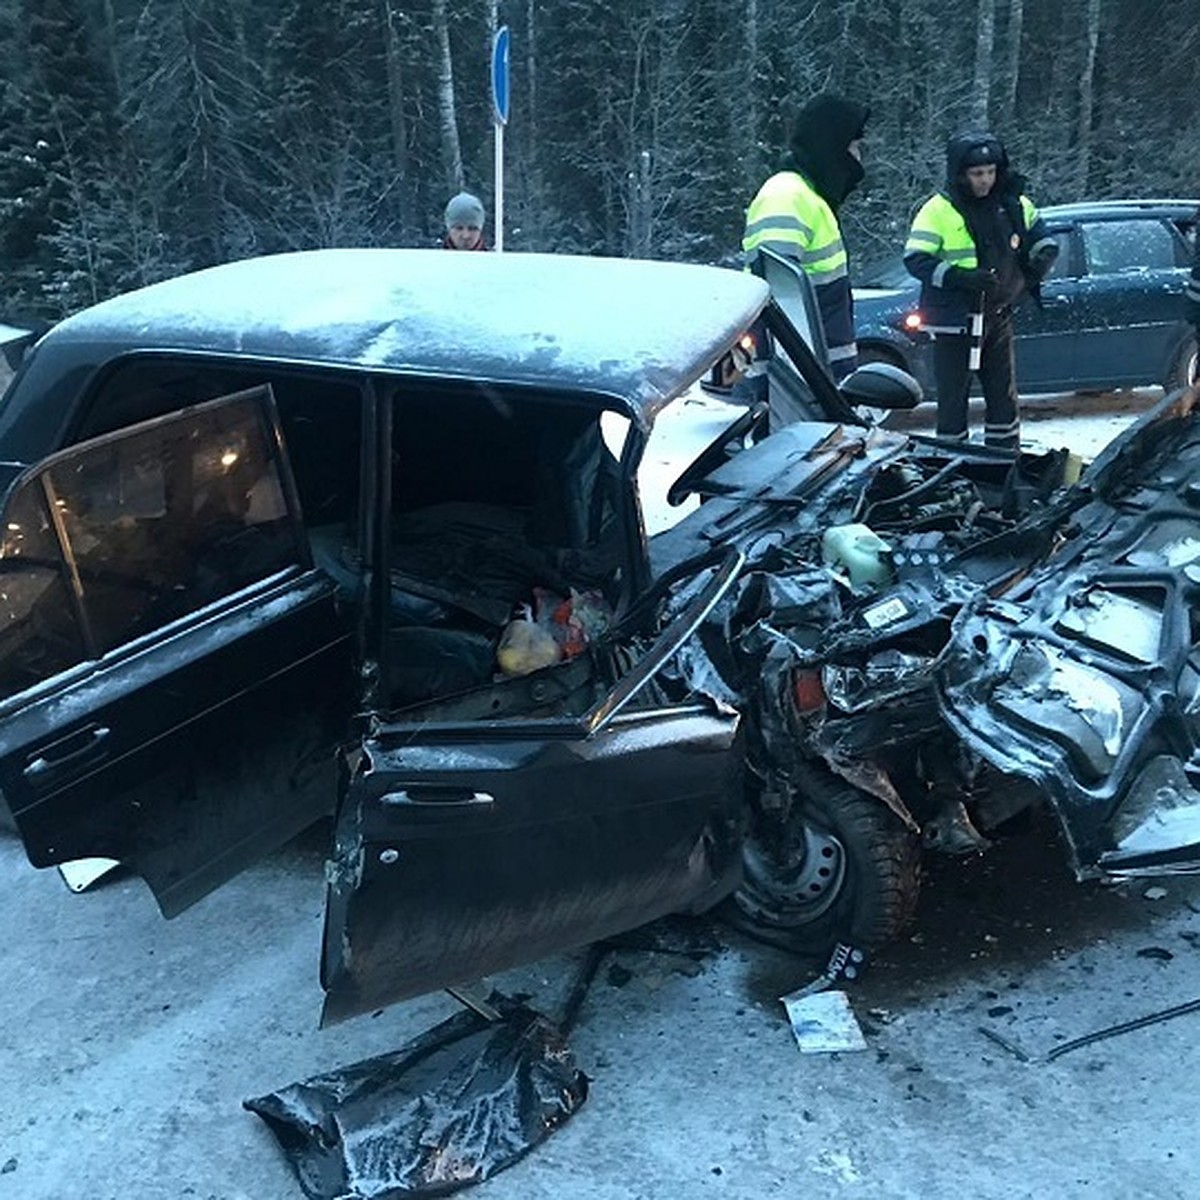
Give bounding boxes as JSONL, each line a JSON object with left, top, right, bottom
{"left": 494, "top": 120, "right": 504, "bottom": 253}
{"left": 491, "top": 25, "right": 510, "bottom": 253}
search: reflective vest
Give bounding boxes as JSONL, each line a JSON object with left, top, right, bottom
{"left": 743, "top": 171, "right": 848, "bottom": 286}
{"left": 905, "top": 193, "right": 1039, "bottom": 286}
{"left": 742, "top": 171, "right": 856, "bottom": 368}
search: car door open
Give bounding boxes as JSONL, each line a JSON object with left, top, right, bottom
{"left": 320, "top": 551, "right": 746, "bottom": 1025}
{"left": 0, "top": 387, "right": 355, "bottom": 916}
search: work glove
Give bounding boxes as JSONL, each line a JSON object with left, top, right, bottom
{"left": 946, "top": 266, "right": 998, "bottom": 295}
{"left": 1028, "top": 241, "right": 1059, "bottom": 280}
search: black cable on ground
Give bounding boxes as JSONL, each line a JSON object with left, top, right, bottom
{"left": 1045, "top": 995, "right": 1200, "bottom": 1062}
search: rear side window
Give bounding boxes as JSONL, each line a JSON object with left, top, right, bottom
{"left": 0, "top": 387, "right": 306, "bottom": 699}
{"left": 1082, "top": 220, "right": 1179, "bottom": 274}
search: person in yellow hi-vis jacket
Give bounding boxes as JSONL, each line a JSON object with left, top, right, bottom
{"left": 742, "top": 94, "right": 869, "bottom": 382}
{"left": 904, "top": 131, "right": 1058, "bottom": 450}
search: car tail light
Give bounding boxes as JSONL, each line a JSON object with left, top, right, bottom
{"left": 792, "top": 669, "right": 826, "bottom": 713}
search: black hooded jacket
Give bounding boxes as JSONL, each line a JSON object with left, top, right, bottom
{"left": 904, "top": 131, "right": 1056, "bottom": 330}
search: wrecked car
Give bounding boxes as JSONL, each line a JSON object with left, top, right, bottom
{"left": 1, "top": 248, "right": 1196, "bottom": 1022}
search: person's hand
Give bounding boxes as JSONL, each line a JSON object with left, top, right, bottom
{"left": 947, "top": 266, "right": 998, "bottom": 294}
{"left": 1029, "top": 242, "right": 1059, "bottom": 280}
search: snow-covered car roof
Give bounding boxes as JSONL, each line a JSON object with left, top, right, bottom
{"left": 28, "top": 250, "right": 769, "bottom": 425}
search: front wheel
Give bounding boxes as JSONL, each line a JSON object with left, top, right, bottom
{"left": 729, "top": 767, "right": 921, "bottom": 957}
{"left": 1164, "top": 331, "right": 1198, "bottom": 393}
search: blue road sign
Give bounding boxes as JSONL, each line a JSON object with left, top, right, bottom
{"left": 491, "top": 26, "right": 510, "bottom": 125}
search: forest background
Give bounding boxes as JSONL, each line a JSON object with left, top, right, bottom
{"left": 0, "top": 0, "right": 1195, "bottom": 321}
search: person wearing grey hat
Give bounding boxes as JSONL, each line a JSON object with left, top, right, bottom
{"left": 442, "top": 192, "right": 488, "bottom": 250}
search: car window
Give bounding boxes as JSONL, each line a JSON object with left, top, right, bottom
{"left": 0, "top": 388, "right": 306, "bottom": 700}
{"left": 1081, "top": 220, "right": 1179, "bottom": 275}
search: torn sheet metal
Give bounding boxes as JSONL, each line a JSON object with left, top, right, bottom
{"left": 245, "top": 999, "right": 587, "bottom": 1199}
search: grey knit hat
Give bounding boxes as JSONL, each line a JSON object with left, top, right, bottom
{"left": 444, "top": 192, "right": 485, "bottom": 228}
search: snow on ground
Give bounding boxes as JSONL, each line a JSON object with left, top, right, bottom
{"left": 888, "top": 387, "right": 1164, "bottom": 459}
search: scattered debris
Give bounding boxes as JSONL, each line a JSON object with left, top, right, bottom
{"left": 1143, "top": 886, "right": 1169, "bottom": 901}
{"left": 244, "top": 997, "right": 587, "bottom": 1199}
{"left": 978, "top": 1025, "right": 1033, "bottom": 1063}
{"left": 1136, "top": 946, "right": 1175, "bottom": 962}
{"left": 781, "top": 989, "right": 867, "bottom": 1054}
{"left": 786, "top": 942, "right": 868, "bottom": 1002}
{"left": 1045, "top": 995, "right": 1200, "bottom": 1063}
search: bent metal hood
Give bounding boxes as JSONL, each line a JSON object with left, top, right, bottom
{"left": 937, "top": 384, "right": 1200, "bottom": 879}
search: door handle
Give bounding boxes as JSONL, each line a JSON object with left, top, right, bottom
{"left": 24, "top": 724, "right": 112, "bottom": 787}
{"left": 381, "top": 788, "right": 494, "bottom": 811}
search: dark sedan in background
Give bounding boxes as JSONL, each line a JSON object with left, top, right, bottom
{"left": 854, "top": 199, "right": 1199, "bottom": 399}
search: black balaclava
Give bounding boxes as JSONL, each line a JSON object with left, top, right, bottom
{"left": 785, "top": 94, "right": 870, "bottom": 211}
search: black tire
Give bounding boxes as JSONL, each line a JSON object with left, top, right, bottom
{"left": 1164, "top": 331, "right": 1198, "bottom": 393}
{"left": 729, "top": 767, "right": 921, "bottom": 957}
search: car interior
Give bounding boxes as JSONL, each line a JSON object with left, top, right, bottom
{"left": 44, "top": 356, "right": 644, "bottom": 714}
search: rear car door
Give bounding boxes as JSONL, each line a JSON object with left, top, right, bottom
{"left": 1072, "top": 217, "right": 1191, "bottom": 387}
{"left": 0, "top": 388, "right": 355, "bottom": 916}
{"left": 320, "top": 552, "right": 745, "bottom": 1024}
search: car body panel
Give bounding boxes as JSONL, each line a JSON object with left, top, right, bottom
{"left": 322, "top": 705, "right": 742, "bottom": 1024}
{"left": 0, "top": 389, "right": 355, "bottom": 915}
{"left": 321, "top": 546, "right": 747, "bottom": 1021}
{"left": 938, "top": 384, "right": 1200, "bottom": 876}
{"left": 854, "top": 199, "right": 1200, "bottom": 398}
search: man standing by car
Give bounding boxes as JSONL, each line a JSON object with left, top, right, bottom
{"left": 741, "top": 93, "right": 870, "bottom": 381}
{"left": 904, "top": 132, "right": 1058, "bottom": 449}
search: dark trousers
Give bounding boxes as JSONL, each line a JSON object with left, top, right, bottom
{"left": 933, "top": 315, "right": 1020, "bottom": 449}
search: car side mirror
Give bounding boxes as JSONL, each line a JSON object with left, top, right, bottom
{"left": 838, "top": 361, "right": 922, "bottom": 411}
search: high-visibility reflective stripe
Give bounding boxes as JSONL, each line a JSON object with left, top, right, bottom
{"left": 906, "top": 229, "right": 940, "bottom": 248}
{"left": 746, "top": 236, "right": 807, "bottom": 258}
{"left": 1186, "top": 280, "right": 1200, "bottom": 302}
{"left": 932, "top": 262, "right": 953, "bottom": 287}
{"left": 804, "top": 240, "right": 846, "bottom": 266}
{"left": 744, "top": 213, "right": 814, "bottom": 241}
{"left": 742, "top": 171, "right": 844, "bottom": 281}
